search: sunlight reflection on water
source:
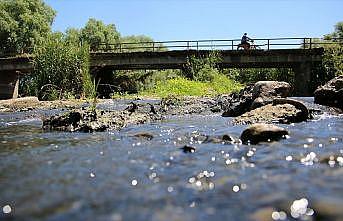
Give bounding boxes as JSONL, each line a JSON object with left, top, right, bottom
{"left": 0, "top": 105, "right": 342, "bottom": 221}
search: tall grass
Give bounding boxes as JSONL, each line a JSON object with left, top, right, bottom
{"left": 140, "top": 74, "right": 242, "bottom": 98}
{"left": 135, "top": 51, "right": 242, "bottom": 98}
{"left": 24, "top": 35, "right": 94, "bottom": 100}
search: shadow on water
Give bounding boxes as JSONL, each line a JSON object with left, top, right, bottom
{"left": 0, "top": 103, "right": 343, "bottom": 221}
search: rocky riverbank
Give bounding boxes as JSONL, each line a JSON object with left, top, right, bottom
{"left": 1, "top": 78, "right": 342, "bottom": 144}
{"left": 0, "top": 97, "right": 84, "bottom": 112}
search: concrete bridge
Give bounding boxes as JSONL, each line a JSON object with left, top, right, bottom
{"left": 0, "top": 38, "right": 326, "bottom": 99}
{"left": 91, "top": 48, "right": 323, "bottom": 96}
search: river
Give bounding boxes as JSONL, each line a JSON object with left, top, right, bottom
{"left": 0, "top": 99, "right": 342, "bottom": 221}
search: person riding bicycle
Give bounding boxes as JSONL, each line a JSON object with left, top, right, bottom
{"left": 241, "top": 33, "right": 252, "bottom": 48}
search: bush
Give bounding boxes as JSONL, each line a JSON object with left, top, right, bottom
{"left": 110, "top": 69, "right": 180, "bottom": 94}
{"left": 140, "top": 74, "right": 242, "bottom": 98}
{"left": 183, "top": 51, "right": 222, "bottom": 82}
{"left": 322, "top": 44, "right": 343, "bottom": 77}
{"left": 225, "top": 68, "right": 295, "bottom": 85}
{"left": 23, "top": 35, "right": 93, "bottom": 100}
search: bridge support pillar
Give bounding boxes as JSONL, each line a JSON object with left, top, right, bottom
{"left": 0, "top": 71, "right": 20, "bottom": 99}
{"left": 293, "top": 62, "right": 312, "bottom": 96}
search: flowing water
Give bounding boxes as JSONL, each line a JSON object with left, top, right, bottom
{"left": 0, "top": 99, "right": 343, "bottom": 221}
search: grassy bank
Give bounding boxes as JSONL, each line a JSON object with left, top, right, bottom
{"left": 112, "top": 73, "right": 242, "bottom": 98}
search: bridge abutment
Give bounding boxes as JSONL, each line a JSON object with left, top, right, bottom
{"left": 293, "top": 62, "right": 312, "bottom": 96}
{"left": 0, "top": 71, "right": 20, "bottom": 99}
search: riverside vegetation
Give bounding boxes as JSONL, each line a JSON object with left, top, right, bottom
{"left": 1, "top": 1, "right": 343, "bottom": 221}
{"left": 1, "top": 0, "right": 342, "bottom": 101}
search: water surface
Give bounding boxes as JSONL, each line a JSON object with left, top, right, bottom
{"left": 0, "top": 101, "right": 342, "bottom": 221}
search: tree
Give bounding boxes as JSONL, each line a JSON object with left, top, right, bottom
{"left": 324, "top": 21, "right": 343, "bottom": 40}
{"left": 0, "top": 0, "right": 55, "bottom": 54}
{"left": 120, "top": 35, "right": 165, "bottom": 52}
{"left": 322, "top": 21, "right": 343, "bottom": 77}
{"left": 64, "top": 28, "right": 81, "bottom": 45}
{"left": 80, "top": 18, "right": 120, "bottom": 51}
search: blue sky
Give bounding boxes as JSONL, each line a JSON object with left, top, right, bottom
{"left": 45, "top": 0, "right": 342, "bottom": 41}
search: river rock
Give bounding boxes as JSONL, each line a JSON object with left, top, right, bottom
{"left": 240, "top": 123, "right": 289, "bottom": 144}
{"left": 311, "top": 197, "right": 343, "bottom": 221}
{"left": 133, "top": 132, "right": 154, "bottom": 140}
{"left": 43, "top": 107, "right": 161, "bottom": 132}
{"left": 0, "top": 96, "right": 40, "bottom": 111}
{"left": 221, "top": 84, "right": 254, "bottom": 117}
{"left": 203, "top": 134, "right": 235, "bottom": 144}
{"left": 314, "top": 75, "right": 343, "bottom": 110}
{"left": 222, "top": 81, "right": 291, "bottom": 117}
{"left": 250, "top": 207, "right": 275, "bottom": 221}
{"left": 233, "top": 98, "right": 309, "bottom": 125}
{"left": 181, "top": 145, "right": 196, "bottom": 153}
{"left": 159, "top": 96, "right": 219, "bottom": 115}
{"left": 250, "top": 81, "right": 291, "bottom": 109}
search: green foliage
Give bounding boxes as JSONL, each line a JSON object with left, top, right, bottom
{"left": 133, "top": 51, "right": 241, "bottom": 98}
{"left": 316, "top": 44, "right": 343, "bottom": 82}
{"left": 140, "top": 74, "right": 242, "bottom": 98}
{"left": 65, "top": 28, "right": 81, "bottom": 45}
{"left": 0, "top": 0, "right": 55, "bottom": 54}
{"left": 111, "top": 69, "right": 179, "bottom": 94}
{"left": 321, "top": 21, "right": 343, "bottom": 76}
{"left": 120, "top": 35, "right": 166, "bottom": 52}
{"left": 225, "top": 68, "right": 295, "bottom": 85}
{"left": 80, "top": 18, "right": 120, "bottom": 51}
{"left": 25, "top": 34, "right": 93, "bottom": 100}
{"left": 209, "top": 73, "right": 243, "bottom": 94}
{"left": 324, "top": 21, "right": 343, "bottom": 40}
{"left": 183, "top": 51, "right": 222, "bottom": 82}
{"left": 311, "top": 21, "right": 343, "bottom": 87}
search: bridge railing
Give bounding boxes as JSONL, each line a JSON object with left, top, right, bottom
{"left": 94, "top": 37, "right": 342, "bottom": 53}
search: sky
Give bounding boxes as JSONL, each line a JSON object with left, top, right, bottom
{"left": 45, "top": 0, "right": 343, "bottom": 41}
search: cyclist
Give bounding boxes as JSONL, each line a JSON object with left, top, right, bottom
{"left": 241, "top": 33, "right": 252, "bottom": 48}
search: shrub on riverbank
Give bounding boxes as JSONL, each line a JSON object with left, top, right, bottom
{"left": 183, "top": 51, "right": 222, "bottom": 82}
{"left": 21, "top": 35, "right": 94, "bottom": 100}
{"left": 113, "top": 51, "right": 241, "bottom": 98}
{"left": 139, "top": 74, "right": 242, "bottom": 97}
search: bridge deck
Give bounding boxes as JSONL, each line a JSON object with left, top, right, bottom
{"left": 0, "top": 48, "right": 324, "bottom": 97}
{"left": 90, "top": 48, "right": 323, "bottom": 70}
{"left": 0, "top": 48, "right": 323, "bottom": 72}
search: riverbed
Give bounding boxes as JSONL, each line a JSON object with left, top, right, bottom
{"left": 0, "top": 99, "right": 342, "bottom": 221}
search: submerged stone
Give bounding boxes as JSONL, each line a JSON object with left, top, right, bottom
{"left": 181, "top": 145, "right": 196, "bottom": 153}
{"left": 133, "top": 132, "right": 154, "bottom": 140}
{"left": 240, "top": 123, "right": 289, "bottom": 144}
{"left": 203, "top": 134, "right": 235, "bottom": 144}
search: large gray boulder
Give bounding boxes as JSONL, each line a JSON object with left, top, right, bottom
{"left": 250, "top": 81, "right": 291, "bottom": 109}
{"left": 233, "top": 98, "right": 309, "bottom": 125}
{"left": 314, "top": 76, "right": 343, "bottom": 110}
{"left": 222, "top": 81, "right": 291, "bottom": 117}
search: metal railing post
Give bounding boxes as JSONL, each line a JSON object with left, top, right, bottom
{"left": 96, "top": 37, "right": 329, "bottom": 53}
{"left": 309, "top": 38, "right": 312, "bottom": 49}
